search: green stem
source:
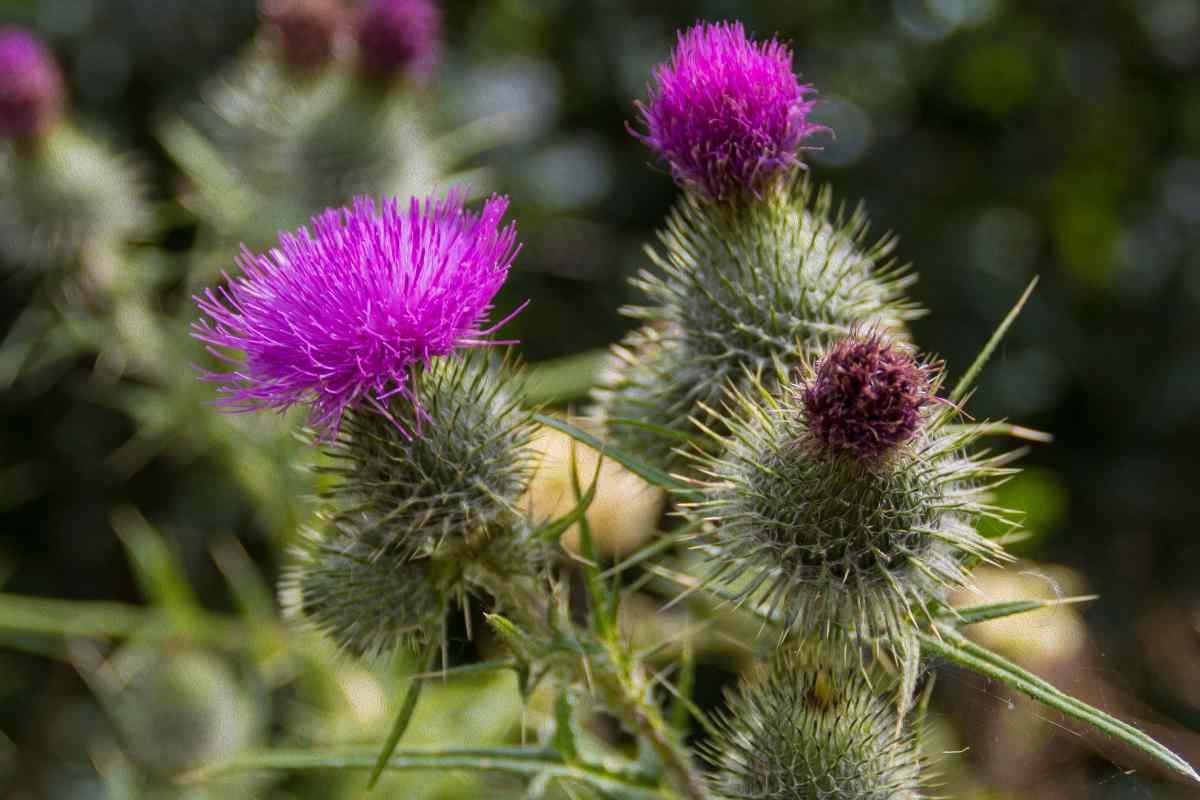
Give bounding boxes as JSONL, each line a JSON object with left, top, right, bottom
{"left": 474, "top": 559, "right": 707, "bottom": 800}
{"left": 183, "top": 746, "right": 673, "bottom": 799}
{"left": 0, "top": 592, "right": 247, "bottom": 646}
{"left": 594, "top": 665, "right": 708, "bottom": 800}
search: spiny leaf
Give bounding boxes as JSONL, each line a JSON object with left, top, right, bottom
{"left": 521, "top": 349, "right": 609, "bottom": 404}
{"left": 367, "top": 647, "right": 439, "bottom": 789}
{"left": 939, "top": 595, "right": 1098, "bottom": 627}
{"left": 920, "top": 624, "right": 1199, "bottom": 784}
{"left": 533, "top": 414, "right": 694, "bottom": 496}
{"left": 947, "top": 277, "right": 1038, "bottom": 405}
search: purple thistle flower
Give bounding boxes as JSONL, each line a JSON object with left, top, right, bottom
{"left": 260, "top": 0, "right": 346, "bottom": 72}
{"left": 193, "top": 189, "right": 522, "bottom": 438}
{"left": 631, "top": 21, "right": 825, "bottom": 202}
{"left": 800, "top": 331, "right": 935, "bottom": 460}
{"left": 0, "top": 27, "right": 64, "bottom": 140}
{"left": 355, "top": 0, "right": 441, "bottom": 82}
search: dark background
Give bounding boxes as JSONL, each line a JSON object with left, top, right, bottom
{"left": 2, "top": 0, "right": 1199, "bottom": 797}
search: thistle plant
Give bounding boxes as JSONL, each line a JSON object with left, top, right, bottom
{"left": 705, "top": 647, "right": 928, "bottom": 799}
{"left": 4, "top": 11, "right": 1197, "bottom": 800}
{"left": 684, "top": 331, "right": 1013, "bottom": 652}
{"left": 160, "top": 0, "right": 460, "bottom": 262}
{"left": 0, "top": 27, "right": 64, "bottom": 142}
{"left": 174, "top": 16, "right": 1196, "bottom": 800}
{"left": 594, "top": 22, "right": 919, "bottom": 471}
{"left": 260, "top": 0, "right": 346, "bottom": 73}
{"left": 0, "top": 27, "right": 147, "bottom": 275}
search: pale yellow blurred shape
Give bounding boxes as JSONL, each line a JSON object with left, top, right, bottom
{"left": 524, "top": 420, "right": 665, "bottom": 558}
{"left": 951, "top": 563, "right": 1088, "bottom": 668}
{"left": 337, "top": 665, "right": 389, "bottom": 727}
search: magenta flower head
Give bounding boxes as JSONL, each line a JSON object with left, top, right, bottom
{"left": 0, "top": 27, "right": 64, "bottom": 141}
{"left": 193, "top": 188, "right": 521, "bottom": 438}
{"left": 260, "top": 0, "right": 346, "bottom": 72}
{"left": 355, "top": 0, "right": 441, "bottom": 81}
{"left": 800, "top": 331, "right": 936, "bottom": 460}
{"left": 631, "top": 21, "right": 825, "bottom": 202}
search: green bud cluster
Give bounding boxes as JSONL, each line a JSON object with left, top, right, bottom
{"left": 593, "top": 175, "right": 922, "bottom": 470}
{"left": 166, "top": 49, "right": 439, "bottom": 251}
{"left": 0, "top": 126, "right": 147, "bottom": 271}
{"left": 282, "top": 528, "right": 449, "bottom": 657}
{"left": 285, "top": 350, "right": 539, "bottom": 658}
{"left": 705, "top": 648, "right": 928, "bottom": 800}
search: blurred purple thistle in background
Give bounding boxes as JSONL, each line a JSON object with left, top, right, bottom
{"left": 260, "top": 0, "right": 347, "bottom": 72}
{"left": 0, "top": 27, "right": 64, "bottom": 141}
{"left": 800, "top": 331, "right": 935, "bottom": 460}
{"left": 354, "top": 0, "right": 441, "bottom": 82}
{"left": 631, "top": 21, "right": 825, "bottom": 202}
{"left": 193, "top": 189, "right": 522, "bottom": 439}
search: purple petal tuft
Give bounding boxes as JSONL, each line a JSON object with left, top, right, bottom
{"left": 800, "top": 331, "right": 935, "bottom": 460}
{"left": 193, "top": 189, "right": 520, "bottom": 438}
{"left": 0, "top": 27, "right": 64, "bottom": 140}
{"left": 260, "top": 0, "right": 346, "bottom": 72}
{"left": 355, "top": 0, "right": 441, "bottom": 81}
{"left": 631, "top": 21, "right": 826, "bottom": 201}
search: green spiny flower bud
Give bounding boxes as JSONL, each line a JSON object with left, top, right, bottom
{"left": 282, "top": 527, "right": 450, "bottom": 658}
{"left": 593, "top": 176, "right": 921, "bottom": 470}
{"left": 284, "top": 81, "right": 439, "bottom": 229}
{"left": 0, "top": 126, "right": 147, "bottom": 271}
{"left": 318, "top": 349, "right": 536, "bottom": 561}
{"left": 684, "top": 347, "right": 1015, "bottom": 648}
{"left": 165, "top": 50, "right": 438, "bottom": 253}
{"left": 705, "top": 648, "right": 929, "bottom": 800}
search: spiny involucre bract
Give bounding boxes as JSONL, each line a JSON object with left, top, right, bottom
{"left": 317, "top": 349, "right": 536, "bottom": 560}
{"left": 683, "top": 333, "right": 1016, "bottom": 649}
{"left": 705, "top": 648, "right": 929, "bottom": 800}
{"left": 192, "top": 189, "right": 520, "bottom": 437}
{"left": 281, "top": 527, "right": 449, "bottom": 658}
{"left": 593, "top": 177, "right": 920, "bottom": 470}
{"left": 631, "top": 21, "right": 824, "bottom": 202}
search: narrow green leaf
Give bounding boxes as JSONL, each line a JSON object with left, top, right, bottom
{"left": 920, "top": 625, "right": 1199, "bottom": 784}
{"left": 209, "top": 537, "right": 276, "bottom": 621}
{"left": 948, "top": 277, "right": 1038, "bottom": 405}
{"left": 530, "top": 460, "right": 599, "bottom": 543}
{"left": 0, "top": 593, "right": 242, "bottom": 645}
{"left": 940, "top": 595, "right": 1098, "bottom": 627}
{"left": 669, "top": 640, "right": 695, "bottom": 733}
{"left": 942, "top": 421, "right": 1053, "bottom": 443}
{"left": 111, "top": 506, "right": 198, "bottom": 617}
{"left": 367, "top": 647, "right": 438, "bottom": 789}
{"left": 183, "top": 747, "right": 671, "bottom": 799}
{"left": 606, "top": 417, "right": 704, "bottom": 445}
{"left": 533, "top": 414, "right": 694, "bottom": 496}
{"left": 408, "top": 658, "right": 518, "bottom": 680}
{"left": 552, "top": 688, "right": 579, "bottom": 761}
{"left": 598, "top": 522, "right": 703, "bottom": 580}
{"left": 521, "top": 350, "right": 610, "bottom": 404}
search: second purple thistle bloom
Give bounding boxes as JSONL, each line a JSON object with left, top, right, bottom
{"left": 632, "top": 21, "right": 825, "bottom": 202}
{"left": 193, "top": 189, "right": 521, "bottom": 437}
